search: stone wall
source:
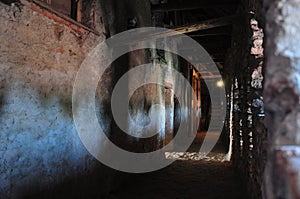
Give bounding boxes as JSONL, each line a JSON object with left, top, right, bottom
{"left": 263, "top": 0, "right": 300, "bottom": 198}
{"left": 0, "top": 1, "right": 115, "bottom": 198}
{"left": 224, "top": 0, "right": 267, "bottom": 198}
{"left": 0, "top": 0, "right": 183, "bottom": 197}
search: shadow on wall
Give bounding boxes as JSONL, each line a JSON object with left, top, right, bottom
{"left": 0, "top": 1, "right": 118, "bottom": 196}
{"left": 0, "top": 65, "right": 126, "bottom": 199}
{"left": 0, "top": 0, "right": 166, "bottom": 197}
{"left": 0, "top": 71, "right": 121, "bottom": 198}
{"left": 20, "top": 162, "right": 130, "bottom": 199}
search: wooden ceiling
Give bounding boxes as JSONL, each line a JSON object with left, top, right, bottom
{"left": 151, "top": 0, "right": 241, "bottom": 79}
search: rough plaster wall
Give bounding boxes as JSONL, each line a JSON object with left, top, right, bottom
{"left": 264, "top": 0, "right": 300, "bottom": 198}
{"left": 0, "top": 2, "right": 110, "bottom": 198}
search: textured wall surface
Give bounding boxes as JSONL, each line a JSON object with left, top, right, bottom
{"left": 0, "top": 1, "right": 182, "bottom": 197}
{"left": 0, "top": 2, "right": 110, "bottom": 198}
{"left": 224, "top": 0, "right": 266, "bottom": 198}
{"left": 264, "top": 0, "right": 300, "bottom": 198}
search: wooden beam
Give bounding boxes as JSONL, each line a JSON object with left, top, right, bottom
{"left": 211, "top": 58, "right": 225, "bottom": 62}
{"left": 210, "top": 52, "right": 227, "bottom": 58}
{"left": 215, "top": 62, "right": 224, "bottom": 70}
{"left": 188, "top": 33, "right": 229, "bottom": 37}
{"left": 77, "top": 0, "right": 82, "bottom": 23}
{"left": 187, "top": 28, "right": 231, "bottom": 37}
{"left": 201, "top": 75, "right": 222, "bottom": 79}
{"left": 110, "top": 16, "right": 238, "bottom": 47}
{"left": 187, "top": 26, "right": 232, "bottom": 36}
{"left": 123, "top": 15, "right": 237, "bottom": 43}
{"left": 210, "top": 53, "right": 226, "bottom": 62}
{"left": 170, "top": 15, "right": 238, "bottom": 35}
{"left": 151, "top": 0, "right": 237, "bottom": 12}
{"left": 179, "top": 40, "right": 231, "bottom": 51}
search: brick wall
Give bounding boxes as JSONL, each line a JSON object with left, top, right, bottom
{"left": 0, "top": 1, "right": 115, "bottom": 198}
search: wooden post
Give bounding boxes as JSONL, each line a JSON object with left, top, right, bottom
{"left": 77, "top": 0, "right": 82, "bottom": 23}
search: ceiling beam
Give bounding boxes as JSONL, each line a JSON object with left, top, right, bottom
{"left": 110, "top": 16, "right": 238, "bottom": 46}
{"left": 188, "top": 33, "right": 229, "bottom": 37}
{"left": 211, "top": 58, "right": 225, "bottom": 62}
{"left": 187, "top": 26, "right": 232, "bottom": 36}
{"left": 179, "top": 40, "right": 231, "bottom": 51}
{"left": 200, "top": 75, "right": 222, "bottom": 79}
{"left": 151, "top": 0, "right": 237, "bottom": 12}
{"left": 171, "top": 15, "right": 238, "bottom": 35}
{"left": 187, "top": 28, "right": 231, "bottom": 37}
{"left": 132, "top": 15, "right": 237, "bottom": 41}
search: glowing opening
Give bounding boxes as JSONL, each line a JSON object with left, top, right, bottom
{"left": 216, "top": 80, "right": 224, "bottom": 87}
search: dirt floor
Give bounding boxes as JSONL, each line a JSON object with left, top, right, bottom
{"left": 109, "top": 133, "right": 248, "bottom": 199}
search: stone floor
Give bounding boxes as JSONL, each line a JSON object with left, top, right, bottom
{"left": 109, "top": 132, "right": 248, "bottom": 199}
{"left": 24, "top": 132, "right": 248, "bottom": 199}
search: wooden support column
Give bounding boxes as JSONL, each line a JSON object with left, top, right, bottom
{"left": 76, "top": 0, "right": 82, "bottom": 23}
